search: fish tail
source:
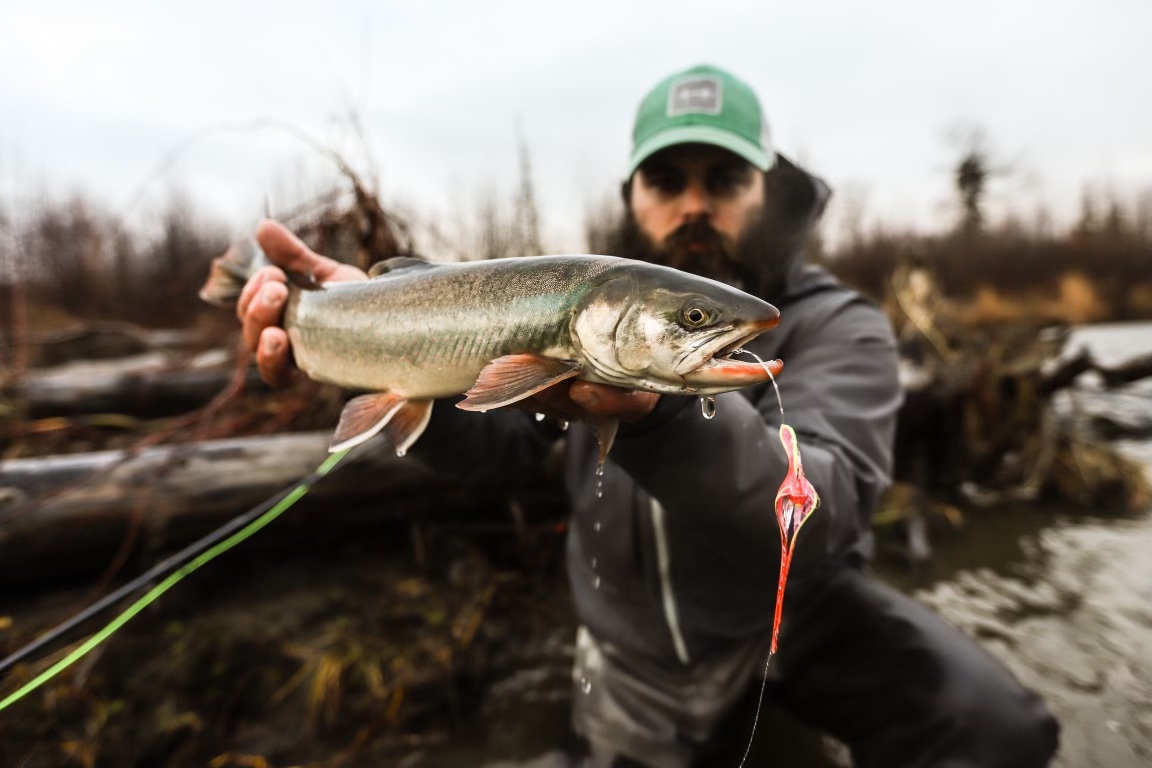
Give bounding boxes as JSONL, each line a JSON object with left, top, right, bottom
{"left": 198, "top": 238, "right": 270, "bottom": 308}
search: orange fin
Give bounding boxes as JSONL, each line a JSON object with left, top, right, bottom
{"left": 383, "top": 398, "right": 434, "bottom": 457}
{"left": 457, "top": 354, "right": 580, "bottom": 412}
{"left": 330, "top": 392, "right": 406, "bottom": 453}
{"left": 590, "top": 417, "right": 619, "bottom": 463}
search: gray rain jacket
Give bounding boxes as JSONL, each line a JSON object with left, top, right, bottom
{"left": 413, "top": 156, "right": 902, "bottom": 669}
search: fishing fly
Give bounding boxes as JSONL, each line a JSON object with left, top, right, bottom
{"left": 733, "top": 350, "right": 821, "bottom": 768}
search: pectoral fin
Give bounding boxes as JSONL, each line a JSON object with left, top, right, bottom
{"left": 330, "top": 392, "right": 433, "bottom": 455}
{"left": 590, "top": 416, "right": 619, "bottom": 463}
{"left": 457, "top": 354, "right": 581, "bottom": 412}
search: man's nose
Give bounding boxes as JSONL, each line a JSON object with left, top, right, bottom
{"left": 679, "top": 180, "right": 711, "bottom": 218}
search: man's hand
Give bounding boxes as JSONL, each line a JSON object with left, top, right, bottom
{"left": 528, "top": 380, "right": 660, "bottom": 424}
{"left": 238, "top": 220, "right": 367, "bottom": 387}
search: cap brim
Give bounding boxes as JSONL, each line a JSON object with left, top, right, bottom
{"left": 628, "top": 125, "right": 773, "bottom": 176}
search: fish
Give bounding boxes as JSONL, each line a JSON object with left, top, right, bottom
{"left": 200, "top": 239, "right": 784, "bottom": 458}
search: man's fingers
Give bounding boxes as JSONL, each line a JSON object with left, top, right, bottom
{"left": 255, "top": 219, "right": 367, "bottom": 283}
{"left": 255, "top": 219, "right": 325, "bottom": 275}
{"left": 256, "top": 327, "right": 294, "bottom": 388}
{"left": 569, "top": 382, "right": 659, "bottom": 422}
{"left": 237, "top": 265, "right": 287, "bottom": 324}
{"left": 241, "top": 280, "right": 289, "bottom": 352}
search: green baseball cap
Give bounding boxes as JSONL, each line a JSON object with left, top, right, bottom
{"left": 628, "top": 64, "right": 774, "bottom": 176}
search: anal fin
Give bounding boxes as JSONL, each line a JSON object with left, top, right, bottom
{"left": 590, "top": 417, "right": 619, "bottom": 463}
{"left": 330, "top": 392, "right": 406, "bottom": 453}
{"left": 383, "top": 398, "right": 433, "bottom": 457}
{"left": 457, "top": 354, "right": 581, "bottom": 412}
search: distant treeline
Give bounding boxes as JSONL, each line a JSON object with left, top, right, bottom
{"left": 0, "top": 192, "right": 229, "bottom": 331}
{"left": 2, "top": 182, "right": 1150, "bottom": 341}
{"left": 813, "top": 191, "right": 1152, "bottom": 324}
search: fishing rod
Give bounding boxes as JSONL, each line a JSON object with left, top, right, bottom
{"left": 0, "top": 449, "right": 350, "bottom": 711}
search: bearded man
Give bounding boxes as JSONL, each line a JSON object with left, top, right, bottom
{"left": 239, "top": 64, "right": 1058, "bottom": 768}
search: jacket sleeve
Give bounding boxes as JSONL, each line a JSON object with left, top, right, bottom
{"left": 608, "top": 295, "right": 902, "bottom": 578}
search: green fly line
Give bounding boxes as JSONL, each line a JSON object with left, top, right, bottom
{"left": 0, "top": 449, "right": 350, "bottom": 712}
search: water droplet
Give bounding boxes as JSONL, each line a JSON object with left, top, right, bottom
{"left": 395, "top": 448, "right": 406, "bottom": 458}
{"left": 581, "top": 676, "right": 592, "bottom": 694}
{"left": 558, "top": 420, "right": 569, "bottom": 431}
{"left": 592, "top": 576, "right": 601, "bottom": 590}
{"left": 700, "top": 396, "right": 717, "bottom": 420}
{"left": 593, "top": 521, "right": 602, "bottom": 532}
{"left": 534, "top": 412, "right": 546, "bottom": 422}
{"left": 595, "top": 463, "right": 605, "bottom": 477}
{"left": 591, "top": 557, "right": 598, "bottom": 569}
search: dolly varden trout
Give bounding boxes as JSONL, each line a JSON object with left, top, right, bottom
{"left": 201, "top": 240, "right": 784, "bottom": 459}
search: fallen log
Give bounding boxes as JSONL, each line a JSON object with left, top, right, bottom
{"left": 6, "top": 350, "right": 268, "bottom": 419}
{"left": 0, "top": 432, "right": 461, "bottom": 585}
{"left": 1042, "top": 349, "right": 1152, "bottom": 394}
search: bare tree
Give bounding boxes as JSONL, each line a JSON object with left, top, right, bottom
{"left": 513, "top": 124, "right": 543, "bottom": 256}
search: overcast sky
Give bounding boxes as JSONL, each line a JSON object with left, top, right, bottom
{"left": 2, "top": 0, "right": 1149, "bottom": 252}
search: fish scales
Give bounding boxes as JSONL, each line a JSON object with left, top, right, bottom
{"left": 286, "top": 256, "right": 617, "bottom": 396}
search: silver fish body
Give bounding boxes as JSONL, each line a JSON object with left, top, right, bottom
{"left": 202, "top": 243, "right": 782, "bottom": 455}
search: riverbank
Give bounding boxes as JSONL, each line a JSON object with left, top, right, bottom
{"left": 3, "top": 322, "right": 1151, "bottom": 766}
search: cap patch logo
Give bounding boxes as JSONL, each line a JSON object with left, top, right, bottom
{"left": 667, "top": 76, "right": 722, "bottom": 117}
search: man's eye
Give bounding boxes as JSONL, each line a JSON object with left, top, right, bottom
{"left": 643, "top": 171, "right": 685, "bottom": 193}
{"left": 709, "top": 170, "right": 750, "bottom": 194}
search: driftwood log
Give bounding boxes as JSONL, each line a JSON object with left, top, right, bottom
{"left": 0, "top": 432, "right": 479, "bottom": 585}
{"left": 3, "top": 334, "right": 1151, "bottom": 583}
{"left": 7, "top": 335, "right": 1151, "bottom": 420}
{"left": 6, "top": 350, "right": 268, "bottom": 418}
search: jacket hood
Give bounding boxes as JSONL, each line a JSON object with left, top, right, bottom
{"left": 746, "top": 153, "right": 832, "bottom": 301}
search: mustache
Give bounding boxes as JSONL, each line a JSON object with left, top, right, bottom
{"left": 656, "top": 219, "right": 739, "bottom": 271}
{"left": 665, "top": 219, "right": 727, "bottom": 249}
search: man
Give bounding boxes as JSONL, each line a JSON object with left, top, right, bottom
{"left": 239, "top": 65, "right": 1058, "bottom": 767}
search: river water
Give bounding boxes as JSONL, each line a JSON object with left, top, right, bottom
{"left": 415, "top": 321, "right": 1152, "bottom": 768}
{"left": 917, "top": 320, "right": 1152, "bottom": 768}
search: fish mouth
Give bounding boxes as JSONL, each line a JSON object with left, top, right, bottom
{"left": 676, "top": 317, "right": 783, "bottom": 389}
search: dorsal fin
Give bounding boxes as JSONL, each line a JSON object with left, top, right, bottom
{"left": 369, "top": 256, "right": 433, "bottom": 277}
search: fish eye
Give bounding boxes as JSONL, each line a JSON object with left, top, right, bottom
{"left": 681, "top": 305, "right": 712, "bottom": 328}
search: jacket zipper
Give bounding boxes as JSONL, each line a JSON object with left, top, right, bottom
{"left": 650, "top": 497, "right": 691, "bottom": 665}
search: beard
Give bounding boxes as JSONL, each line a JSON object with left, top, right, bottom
{"left": 604, "top": 204, "right": 795, "bottom": 300}
{"left": 606, "top": 212, "right": 749, "bottom": 289}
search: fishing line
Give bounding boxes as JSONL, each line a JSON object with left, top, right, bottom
{"left": 738, "top": 651, "right": 775, "bottom": 768}
{"left": 0, "top": 449, "right": 350, "bottom": 712}
{"left": 735, "top": 349, "right": 784, "bottom": 417}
